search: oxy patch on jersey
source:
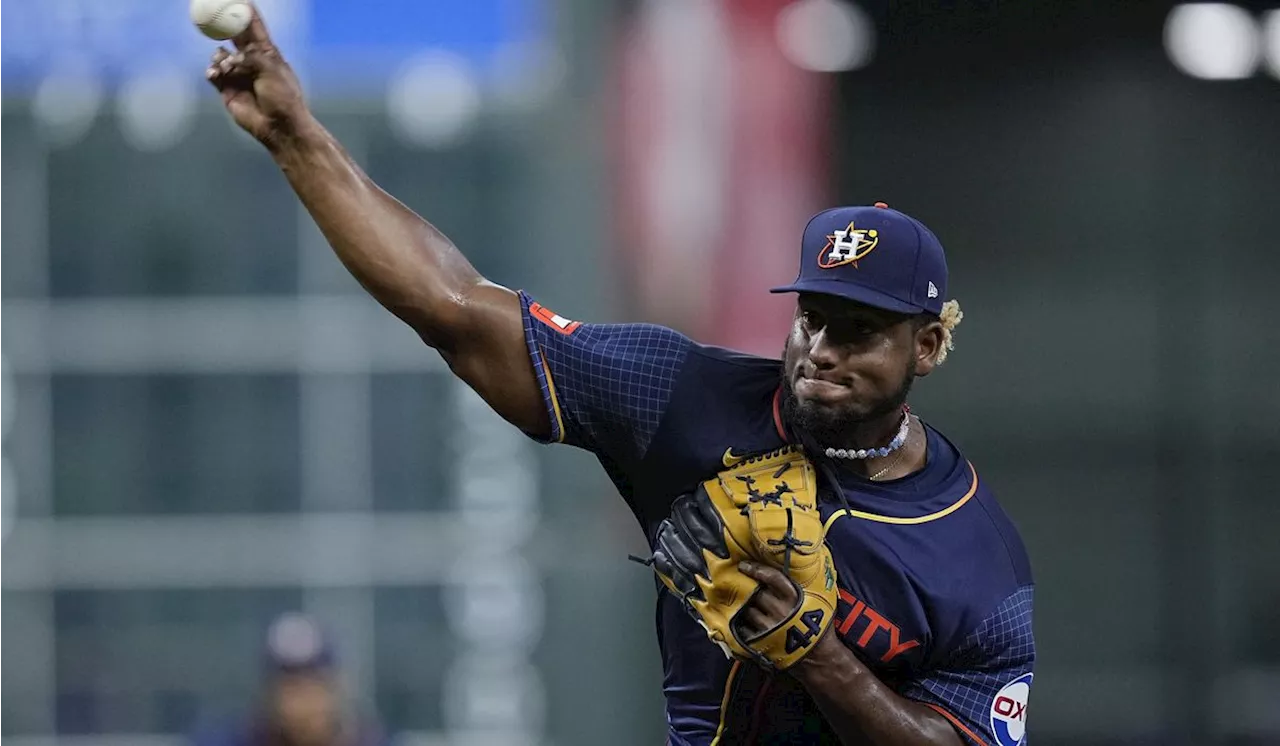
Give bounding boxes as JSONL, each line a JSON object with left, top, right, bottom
{"left": 990, "top": 672, "right": 1032, "bottom": 746}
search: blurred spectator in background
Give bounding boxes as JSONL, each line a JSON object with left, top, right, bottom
{"left": 191, "top": 613, "right": 391, "bottom": 746}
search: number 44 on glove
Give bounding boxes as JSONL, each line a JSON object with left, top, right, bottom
{"left": 633, "top": 447, "right": 839, "bottom": 671}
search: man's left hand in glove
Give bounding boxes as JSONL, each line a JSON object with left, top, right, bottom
{"left": 634, "top": 447, "right": 839, "bottom": 671}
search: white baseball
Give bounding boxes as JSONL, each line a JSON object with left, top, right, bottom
{"left": 190, "top": 0, "right": 253, "bottom": 41}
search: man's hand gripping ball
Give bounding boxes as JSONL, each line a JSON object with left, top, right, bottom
{"left": 637, "top": 447, "right": 838, "bottom": 671}
{"left": 203, "top": 4, "right": 310, "bottom": 149}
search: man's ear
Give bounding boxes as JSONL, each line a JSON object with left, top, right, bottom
{"left": 913, "top": 321, "right": 945, "bottom": 377}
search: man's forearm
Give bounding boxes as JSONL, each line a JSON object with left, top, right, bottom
{"left": 791, "top": 634, "right": 963, "bottom": 746}
{"left": 206, "top": 15, "right": 549, "bottom": 437}
{"left": 269, "top": 115, "right": 485, "bottom": 348}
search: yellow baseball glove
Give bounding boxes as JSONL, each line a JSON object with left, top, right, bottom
{"left": 636, "top": 446, "right": 838, "bottom": 670}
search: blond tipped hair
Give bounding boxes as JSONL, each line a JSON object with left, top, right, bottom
{"left": 934, "top": 300, "right": 963, "bottom": 365}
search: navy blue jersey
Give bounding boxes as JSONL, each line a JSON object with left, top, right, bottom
{"left": 520, "top": 293, "right": 1035, "bottom": 746}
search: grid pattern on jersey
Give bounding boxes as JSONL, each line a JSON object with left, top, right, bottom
{"left": 901, "top": 585, "right": 1036, "bottom": 745}
{"left": 520, "top": 292, "right": 691, "bottom": 459}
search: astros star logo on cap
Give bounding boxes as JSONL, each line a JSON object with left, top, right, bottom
{"left": 817, "top": 221, "right": 879, "bottom": 269}
{"left": 772, "top": 203, "right": 949, "bottom": 317}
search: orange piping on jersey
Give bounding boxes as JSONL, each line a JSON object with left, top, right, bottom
{"left": 923, "top": 703, "right": 990, "bottom": 746}
{"left": 822, "top": 462, "right": 979, "bottom": 531}
{"left": 538, "top": 352, "right": 566, "bottom": 444}
{"left": 772, "top": 387, "right": 787, "bottom": 441}
{"left": 709, "top": 660, "right": 741, "bottom": 746}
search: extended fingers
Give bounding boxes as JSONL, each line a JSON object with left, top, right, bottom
{"left": 740, "top": 606, "right": 771, "bottom": 636}
{"left": 232, "top": 5, "right": 273, "bottom": 51}
{"left": 735, "top": 562, "right": 801, "bottom": 638}
{"left": 739, "top": 592, "right": 791, "bottom": 638}
{"left": 739, "top": 562, "right": 796, "bottom": 601}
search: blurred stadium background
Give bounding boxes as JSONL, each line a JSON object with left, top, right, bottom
{"left": 3, "top": 0, "right": 1279, "bottom": 744}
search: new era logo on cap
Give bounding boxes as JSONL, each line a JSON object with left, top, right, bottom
{"left": 771, "top": 203, "right": 949, "bottom": 317}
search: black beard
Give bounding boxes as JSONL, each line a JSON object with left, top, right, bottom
{"left": 780, "top": 364, "right": 915, "bottom": 449}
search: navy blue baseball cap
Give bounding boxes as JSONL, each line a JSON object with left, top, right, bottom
{"left": 263, "top": 612, "right": 336, "bottom": 673}
{"left": 771, "top": 203, "right": 948, "bottom": 316}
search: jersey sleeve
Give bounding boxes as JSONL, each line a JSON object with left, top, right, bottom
{"left": 900, "top": 586, "right": 1036, "bottom": 746}
{"left": 518, "top": 291, "right": 693, "bottom": 462}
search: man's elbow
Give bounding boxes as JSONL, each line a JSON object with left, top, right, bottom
{"left": 407, "top": 281, "right": 520, "bottom": 355}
